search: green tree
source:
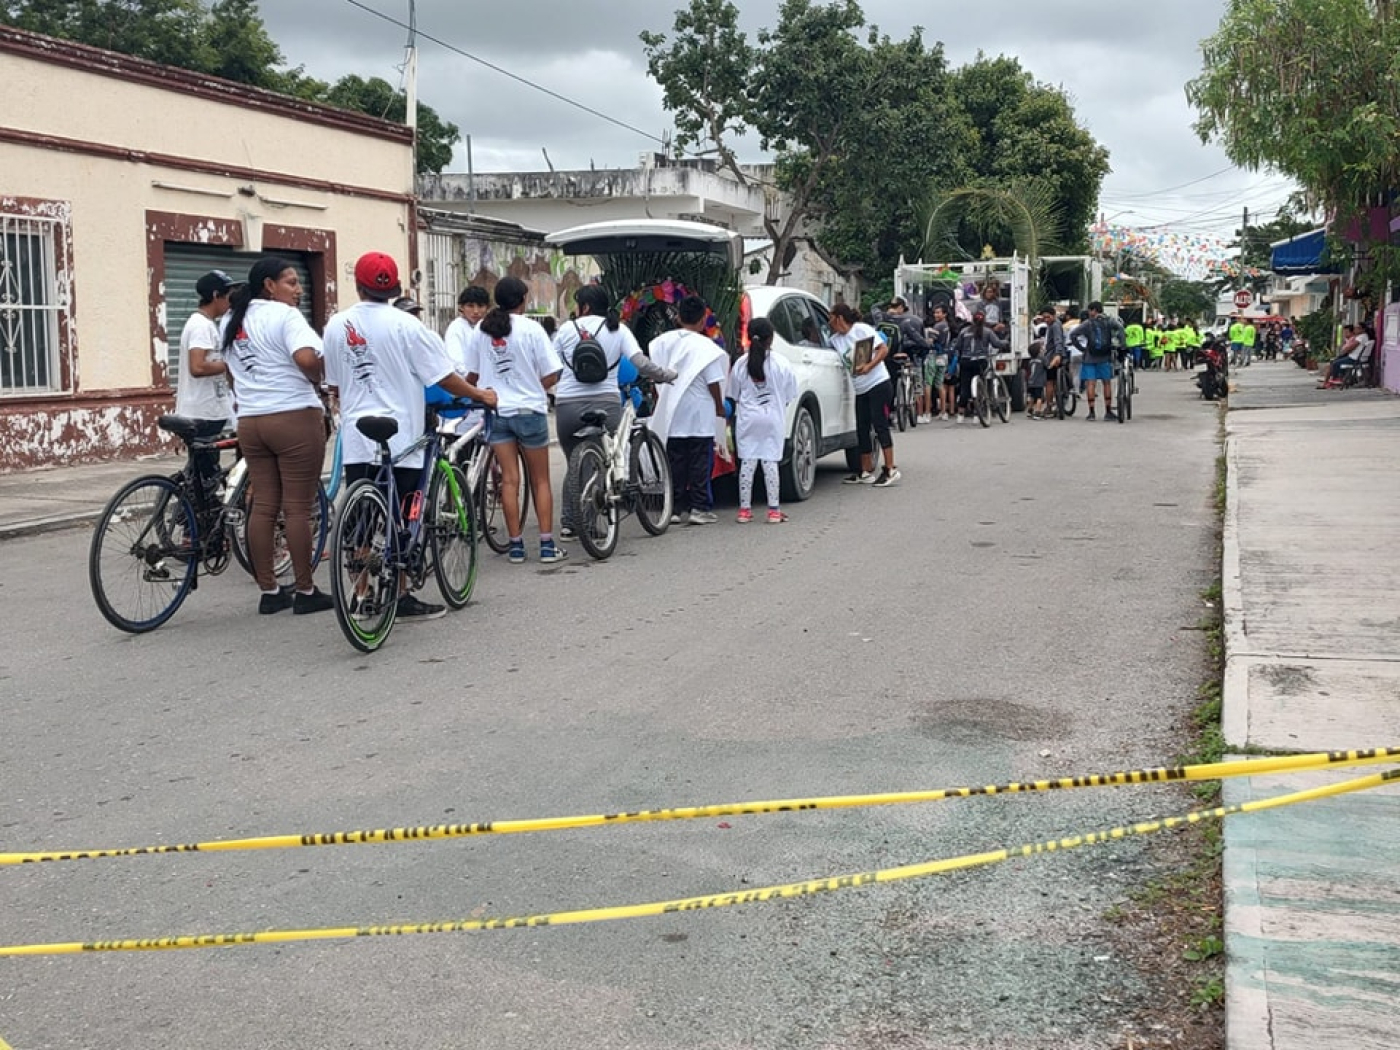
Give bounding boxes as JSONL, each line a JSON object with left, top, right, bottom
{"left": 643, "top": 0, "right": 875, "bottom": 284}
{"left": 2, "top": 0, "right": 213, "bottom": 69}
{"left": 945, "top": 55, "right": 1109, "bottom": 256}
{"left": 1158, "top": 279, "right": 1216, "bottom": 323}
{"left": 807, "top": 27, "right": 974, "bottom": 279}
{"left": 1187, "top": 0, "right": 1400, "bottom": 289}
{"left": 199, "top": 0, "right": 283, "bottom": 89}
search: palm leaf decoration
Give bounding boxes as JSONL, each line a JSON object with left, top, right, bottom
{"left": 596, "top": 250, "right": 741, "bottom": 355}
{"left": 918, "top": 180, "right": 1067, "bottom": 263}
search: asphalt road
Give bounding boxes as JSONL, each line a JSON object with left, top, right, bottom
{"left": 1, "top": 371, "right": 1221, "bottom": 1050}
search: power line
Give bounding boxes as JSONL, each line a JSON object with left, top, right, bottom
{"left": 1100, "top": 165, "right": 1238, "bottom": 201}
{"left": 342, "top": 0, "right": 669, "bottom": 149}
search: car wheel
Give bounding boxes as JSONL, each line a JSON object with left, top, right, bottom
{"left": 780, "top": 403, "right": 818, "bottom": 502}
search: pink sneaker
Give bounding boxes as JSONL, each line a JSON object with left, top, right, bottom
{"left": 766, "top": 509, "right": 788, "bottom": 524}
{"left": 736, "top": 508, "right": 753, "bottom": 523}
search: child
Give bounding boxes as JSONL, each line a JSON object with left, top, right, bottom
{"left": 1025, "top": 341, "right": 1048, "bottom": 419}
{"left": 726, "top": 317, "right": 797, "bottom": 522}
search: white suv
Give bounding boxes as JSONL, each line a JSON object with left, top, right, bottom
{"left": 543, "top": 220, "right": 859, "bottom": 501}
{"left": 742, "top": 285, "right": 858, "bottom": 500}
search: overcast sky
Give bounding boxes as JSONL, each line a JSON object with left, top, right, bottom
{"left": 258, "top": 0, "right": 1299, "bottom": 242}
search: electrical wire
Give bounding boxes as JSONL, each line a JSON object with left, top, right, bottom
{"left": 342, "top": 0, "right": 669, "bottom": 148}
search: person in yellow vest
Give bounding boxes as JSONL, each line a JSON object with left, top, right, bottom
{"left": 1241, "top": 320, "right": 1258, "bottom": 367}
{"left": 1228, "top": 316, "right": 1246, "bottom": 367}
{"left": 1183, "top": 322, "right": 1202, "bottom": 369}
{"left": 1124, "top": 319, "right": 1145, "bottom": 369}
{"left": 1160, "top": 323, "right": 1179, "bottom": 371}
{"left": 1146, "top": 322, "right": 1164, "bottom": 369}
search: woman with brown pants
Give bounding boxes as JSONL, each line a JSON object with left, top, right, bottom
{"left": 221, "top": 257, "right": 332, "bottom": 615}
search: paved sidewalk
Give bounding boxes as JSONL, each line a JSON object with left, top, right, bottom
{"left": 0, "top": 453, "right": 182, "bottom": 539}
{"left": 1221, "top": 361, "right": 1400, "bottom": 1049}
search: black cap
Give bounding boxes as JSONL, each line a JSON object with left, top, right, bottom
{"left": 392, "top": 296, "right": 423, "bottom": 315}
{"left": 195, "top": 270, "right": 237, "bottom": 298}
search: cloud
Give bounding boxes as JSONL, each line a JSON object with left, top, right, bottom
{"left": 257, "top": 0, "right": 1296, "bottom": 237}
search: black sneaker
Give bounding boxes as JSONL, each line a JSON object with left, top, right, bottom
{"left": 258, "top": 587, "right": 292, "bottom": 615}
{"left": 1104, "top": 408, "right": 1119, "bottom": 422}
{"left": 397, "top": 594, "right": 446, "bottom": 621}
{"left": 293, "top": 588, "right": 334, "bottom": 615}
{"left": 1086, "top": 408, "right": 1097, "bottom": 421}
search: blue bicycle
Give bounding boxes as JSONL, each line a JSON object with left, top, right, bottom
{"left": 328, "top": 404, "right": 484, "bottom": 652}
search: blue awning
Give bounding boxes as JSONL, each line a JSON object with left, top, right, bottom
{"left": 1270, "top": 228, "right": 1336, "bottom": 274}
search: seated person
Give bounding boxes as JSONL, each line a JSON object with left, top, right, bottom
{"left": 1323, "top": 325, "right": 1371, "bottom": 385}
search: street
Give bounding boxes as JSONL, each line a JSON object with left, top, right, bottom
{"left": 2, "top": 370, "right": 1221, "bottom": 1050}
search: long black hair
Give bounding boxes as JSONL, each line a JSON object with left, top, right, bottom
{"left": 222, "top": 256, "right": 295, "bottom": 353}
{"left": 481, "top": 276, "right": 528, "bottom": 339}
{"left": 747, "top": 317, "right": 774, "bottom": 382}
{"left": 575, "top": 284, "right": 621, "bottom": 332}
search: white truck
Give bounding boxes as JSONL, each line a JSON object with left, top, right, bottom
{"left": 893, "top": 255, "right": 1033, "bottom": 411}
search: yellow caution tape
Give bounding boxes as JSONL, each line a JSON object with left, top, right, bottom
{"left": 1, "top": 746, "right": 1395, "bottom": 867}
{"left": 2, "top": 766, "right": 1394, "bottom": 957}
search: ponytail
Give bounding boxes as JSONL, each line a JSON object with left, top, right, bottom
{"left": 221, "top": 256, "right": 292, "bottom": 354}
{"left": 747, "top": 317, "right": 774, "bottom": 383}
{"left": 482, "top": 275, "right": 528, "bottom": 340}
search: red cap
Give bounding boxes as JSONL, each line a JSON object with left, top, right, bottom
{"left": 354, "top": 251, "right": 401, "bottom": 300}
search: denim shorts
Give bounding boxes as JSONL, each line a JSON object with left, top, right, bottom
{"left": 1081, "top": 360, "right": 1113, "bottom": 384}
{"left": 491, "top": 411, "right": 551, "bottom": 450}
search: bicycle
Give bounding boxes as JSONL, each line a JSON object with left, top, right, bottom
{"left": 89, "top": 415, "right": 321, "bottom": 632}
{"left": 565, "top": 383, "right": 673, "bottom": 560}
{"left": 1115, "top": 351, "right": 1136, "bottom": 424}
{"left": 1051, "top": 359, "right": 1079, "bottom": 419}
{"left": 891, "top": 352, "right": 919, "bottom": 432}
{"left": 466, "top": 432, "right": 530, "bottom": 556}
{"left": 969, "top": 359, "right": 1010, "bottom": 427}
{"left": 328, "top": 403, "right": 484, "bottom": 653}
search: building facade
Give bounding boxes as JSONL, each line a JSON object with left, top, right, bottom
{"left": 0, "top": 25, "right": 416, "bottom": 470}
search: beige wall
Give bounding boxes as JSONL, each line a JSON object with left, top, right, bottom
{"left": 0, "top": 41, "right": 415, "bottom": 468}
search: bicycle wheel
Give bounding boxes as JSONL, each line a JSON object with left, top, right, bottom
{"left": 228, "top": 475, "right": 329, "bottom": 580}
{"left": 428, "top": 461, "right": 478, "bottom": 609}
{"left": 330, "top": 480, "right": 399, "bottom": 653}
{"left": 630, "top": 428, "right": 672, "bottom": 536}
{"left": 991, "top": 375, "right": 1010, "bottom": 423}
{"left": 571, "top": 440, "right": 618, "bottom": 560}
{"left": 971, "top": 374, "right": 990, "bottom": 427}
{"left": 1118, "top": 365, "right": 1133, "bottom": 423}
{"left": 894, "top": 376, "right": 909, "bottom": 432}
{"left": 477, "top": 445, "right": 530, "bottom": 555}
{"left": 89, "top": 475, "right": 197, "bottom": 633}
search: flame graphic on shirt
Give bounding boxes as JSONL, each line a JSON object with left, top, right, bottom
{"left": 345, "top": 321, "right": 368, "bottom": 347}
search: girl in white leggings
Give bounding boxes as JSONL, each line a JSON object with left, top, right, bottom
{"left": 726, "top": 318, "right": 797, "bottom": 523}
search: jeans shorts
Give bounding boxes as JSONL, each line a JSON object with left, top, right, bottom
{"left": 1081, "top": 360, "right": 1113, "bottom": 384}
{"left": 491, "top": 411, "right": 551, "bottom": 450}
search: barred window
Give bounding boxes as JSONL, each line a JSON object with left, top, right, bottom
{"left": 1, "top": 211, "right": 70, "bottom": 395}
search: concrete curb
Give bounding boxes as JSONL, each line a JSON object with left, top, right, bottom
{"left": 1220, "top": 429, "right": 1250, "bottom": 750}
{"left": 0, "top": 512, "right": 99, "bottom": 542}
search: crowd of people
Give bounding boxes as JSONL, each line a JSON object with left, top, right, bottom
{"left": 173, "top": 251, "right": 838, "bottom": 621}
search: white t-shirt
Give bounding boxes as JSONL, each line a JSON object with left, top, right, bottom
{"left": 443, "top": 316, "right": 476, "bottom": 374}
{"left": 648, "top": 329, "right": 727, "bottom": 438}
{"left": 726, "top": 351, "right": 797, "bottom": 462}
{"left": 324, "top": 301, "right": 456, "bottom": 469}
{"left": 553, "top": 317, "right": 638, "bottom": 400}
{"left": 830, "top": 322, "right": 890, "bottom": 395}
{"left": 175, "top": 310, "right": 232, "bottom": 423}
{"left": 224, "top": 300, "right": 324, "bottom": 418}
{"left": 462, "top": 314, "right": 563, "bottom": 416}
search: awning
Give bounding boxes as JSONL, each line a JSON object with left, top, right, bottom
{"left": 1270, "top": 228, "right": 1337, "bottom": 274}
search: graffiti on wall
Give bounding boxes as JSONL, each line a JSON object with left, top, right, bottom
{"left": 459, "top": 237, "right": 600, "bottom": 321}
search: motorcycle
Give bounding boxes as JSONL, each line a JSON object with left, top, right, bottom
{"left": 1196, "top": 337, "right": 1228, "bottom": 401}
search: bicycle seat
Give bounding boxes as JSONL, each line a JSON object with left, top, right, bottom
{"left": 157, "top": 415, "right": 206, "bottom": 443}
{"left": 580, "top": 409, "right": 609, "bottom": 427}
{"left": 356, "top": 416, "right": 400, "bottom": 444}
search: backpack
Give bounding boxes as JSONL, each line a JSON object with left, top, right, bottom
{"left": 876, "top": 322, "right": 902, "bottom": 355}
{"left": 1084, "top": 315, "right": 1112, "bottom": 356}
{"left": 565, "top": 320, "right": 612, "bottom": 385}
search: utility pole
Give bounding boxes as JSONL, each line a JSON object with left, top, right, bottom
{"left": 1241, "top": 205, "right": 1249, "bottom": 292}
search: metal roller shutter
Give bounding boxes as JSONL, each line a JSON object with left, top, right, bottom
{"left": 163, "top": 245, "right": 314, "bottom": 384}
